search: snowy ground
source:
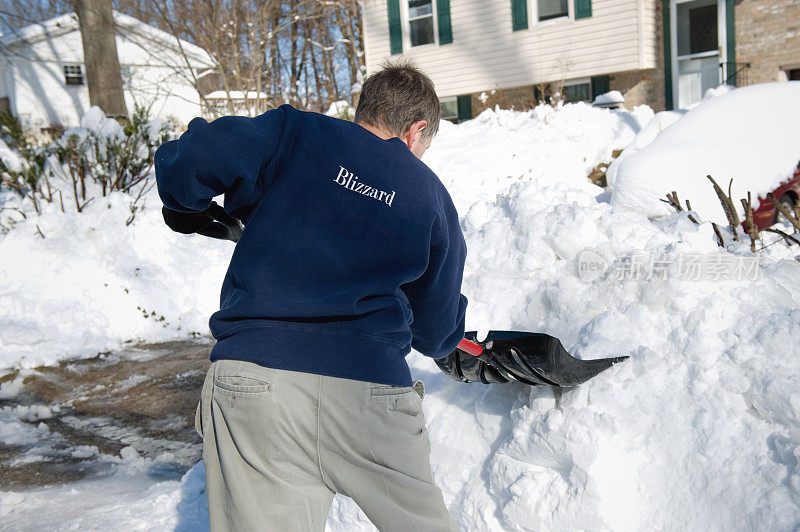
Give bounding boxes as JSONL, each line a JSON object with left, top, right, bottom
{"left": 1, "top": 92, "right": 800, "bottom": 530}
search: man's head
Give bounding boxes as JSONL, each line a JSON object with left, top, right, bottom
{"left": 354, "top": 59, "right": 440, "bottom": 159}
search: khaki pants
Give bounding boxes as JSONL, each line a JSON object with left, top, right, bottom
{"left": 196, "top": 359, "right": 459, "bottom": 532}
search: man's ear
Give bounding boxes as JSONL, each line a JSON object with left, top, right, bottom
{"left": 404, "top": 120, "right": 428, "bottom": 148}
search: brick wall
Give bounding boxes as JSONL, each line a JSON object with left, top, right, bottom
{"left": 735, "top": 0, "right": 800, "bottom": 84}
{"left": 610, "top": 68, "right": 666, "bottom": 110}
{"left": 468, "top": 85, "right": 536, "bottom": 115}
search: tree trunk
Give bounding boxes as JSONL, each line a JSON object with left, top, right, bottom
{"left": 75, "top": 0, "right": 127, "bottom": 118}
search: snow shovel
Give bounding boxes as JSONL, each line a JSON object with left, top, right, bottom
{"left": 197, "top": 203, "right": 628, "bottom": 387}
{"left": 435, "top": 331, "right": 628, "bottom": 387}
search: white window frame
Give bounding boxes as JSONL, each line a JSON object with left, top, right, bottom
{"left": 63, "top": 64, "right": 84, "bottom": 87}
{"left": 534, "top": 0, "right": 570, "bottom": 24}
{"left": 405, "top": 0, "right": 438, "bottom": 49}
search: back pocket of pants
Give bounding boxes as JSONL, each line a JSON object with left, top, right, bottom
{"left": 214, "top": 374, "right": 271, "bottom": 394}
{"left": 369, "top": 382, "right": 417, "bottom": 396}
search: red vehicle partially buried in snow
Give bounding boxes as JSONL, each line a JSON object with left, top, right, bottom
{"left": 744, "top": 161, "right": 800, "bottom": 231}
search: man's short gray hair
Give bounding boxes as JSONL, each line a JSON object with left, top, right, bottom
{"left": 354, "top": 59, "right": 440, "bottom": 140}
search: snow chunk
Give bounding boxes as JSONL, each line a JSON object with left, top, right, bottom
{"left": 593, "top": 90, "right": 625, "bottom": 106}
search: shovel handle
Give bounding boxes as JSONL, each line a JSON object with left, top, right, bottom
{"left": 457, "top": 338, "right": 483, "bottom": 357}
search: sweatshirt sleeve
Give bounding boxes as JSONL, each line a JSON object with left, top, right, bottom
{"left": 154, "top": 107, "right": 285, "bottom": 216}
{"left": 401, "top": 207, "right": 469, "bottom": 359}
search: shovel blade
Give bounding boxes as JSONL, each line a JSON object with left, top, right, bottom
{"left": 466, "top": 330, "right": 628, "bottom": 388}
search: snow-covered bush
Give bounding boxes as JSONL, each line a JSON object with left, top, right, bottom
{"left": 0, "top": 112, "right": 50, "bottom": 215}
{"left": 0, "top": 105, "right": 170, "bottom": 229}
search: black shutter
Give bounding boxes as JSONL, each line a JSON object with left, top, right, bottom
{"left": 590, "top": 75, "right": 609, "bottom": 100}
{"left": 388, "top": 0, "right": 402, "bottom": 55}
{"left": 437, "top": 0, "right": 453, "bottom": 44}
{"left": 457, "top": 95, "right": 472, "bottom": 122}
{"left": 512, "top": 0, "right": 528, "bottom": 31}
{"left": 575, "top": 0, "right": 592, "bottom": 19}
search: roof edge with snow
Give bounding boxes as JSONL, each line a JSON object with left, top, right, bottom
{"left": 0, "top": 11, "right": 215, "bottom": 69}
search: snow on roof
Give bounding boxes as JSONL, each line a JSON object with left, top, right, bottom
{"left": 205, "top": 90, "right": 269, "bottom": 100}
{"left": 0, "top": 10, "right": 214, "bottom": 68}
{"left": 204, "top": 90, "right": 270, "bottom": 100}
{"left": 0, "top": 12, "right": 77, "bottom": 46}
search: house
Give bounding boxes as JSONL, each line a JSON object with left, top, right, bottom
{"left": 0, "top": 11, "right": 215, "bottom": 131}
{"left": 360, "top": 0, "right": 800, "bottom": 120}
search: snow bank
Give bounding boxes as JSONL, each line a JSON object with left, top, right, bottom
{"left": 610, "top": 82, "right": 800, "bottom": 221}
{"left": 425, "top": 102, "right": 654, "bottom": 210}
{"left": 423, "top": 178, "right": 800, "bottom": 530}
{"left": 0, "top": 190, "right": 231, "bottom": 369}
{"left": 0, "top": 456, "right": 209, "bottom": 528}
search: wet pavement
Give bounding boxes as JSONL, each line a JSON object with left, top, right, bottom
{"left": 0, "top": 339, "right": 211, "bottom": 489}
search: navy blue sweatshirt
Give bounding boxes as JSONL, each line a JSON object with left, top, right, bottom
{"left": 154, "top": 105, "right": 468, "bottom": 386}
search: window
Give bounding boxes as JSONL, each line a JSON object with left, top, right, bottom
{"left": 538, "top": 0, "right": 568, "bottom": 21}
{"left": 563, "top": 81, "right": 591, "bottom": 102}
{"left": 409, "top": 0, "right": 434, "bottom": 46}
{"left": 789, "top": 69, "right": 800, "bottom": 81}
{"left": 64, "top": 64, "right": 84, "bottom": 86}
{"left": 440, "top": 97, "right": 458, "bottom": 122}
{"left": 689, "top": 5, "right": 717, "bottom": 54}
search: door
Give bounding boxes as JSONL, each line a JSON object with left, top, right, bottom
{"left": 672, "top": 0, "right": 725, "bottom": 109}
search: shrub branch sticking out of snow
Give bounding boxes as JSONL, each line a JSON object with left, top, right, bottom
{"left": 0, "top": 105, "right": 170, "bottom": 230}
{"left": 661, "top": 174, "right": 800, "bottom": 259}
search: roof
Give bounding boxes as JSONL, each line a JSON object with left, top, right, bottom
{"left": 0, "top": 10, "right": 214, "bottom": 69}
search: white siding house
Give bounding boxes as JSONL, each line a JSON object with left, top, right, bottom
{"left": 361, "top": 0, "right": 661, "bottom": 118}
{"left": 0, "top": 11, "right": 214, "bottom": 130}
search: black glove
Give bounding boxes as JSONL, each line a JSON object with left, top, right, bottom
{"left": 162, "top": 201, "right": 244, "bottom": 242}
{"left": 162, "top": 206, "right": 214, "bottom": 234}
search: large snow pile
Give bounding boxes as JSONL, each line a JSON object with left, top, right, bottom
{"left": 609, "top": 82, "right": 800, "bottom": 222}
{"left": 426, "top": 102, "right": 653, "bottom": 210}
{"left": 2, "top": 100, "right": 800, "bottom": 530}
{"left": 0, "top": 101, "right": 649, "bottom": 372}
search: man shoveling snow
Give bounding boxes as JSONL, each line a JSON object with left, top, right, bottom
{"left": 155, "top": 60, "right": 465, "bottom": 531}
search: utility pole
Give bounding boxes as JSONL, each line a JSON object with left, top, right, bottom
{"left": 74, "top": 0, "right": 127, "bottom": 118}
